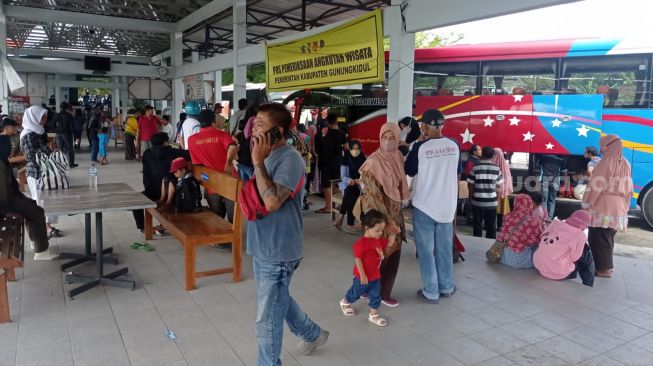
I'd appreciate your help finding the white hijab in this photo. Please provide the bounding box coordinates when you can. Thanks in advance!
[20,105,47,140]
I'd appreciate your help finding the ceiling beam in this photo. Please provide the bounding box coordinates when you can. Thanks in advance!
[176,0,233,32]
[7,48,152,64]
[5,5,175,33]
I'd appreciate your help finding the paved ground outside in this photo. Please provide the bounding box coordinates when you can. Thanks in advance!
[3,147,653,366]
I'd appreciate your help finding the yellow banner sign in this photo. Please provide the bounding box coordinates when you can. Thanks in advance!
[266,9,384,92]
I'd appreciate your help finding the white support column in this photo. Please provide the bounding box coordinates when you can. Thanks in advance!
[214,70,222,103]
[232,0,246,105]
[170,31,184,120]
[191,51,200,63]
[386,1,415,123]
[121,76,129,112]
[113,76,121,117]
[54,74,62,108]
[0,9,8,113]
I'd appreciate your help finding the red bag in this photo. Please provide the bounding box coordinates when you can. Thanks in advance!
[238,175,305,221]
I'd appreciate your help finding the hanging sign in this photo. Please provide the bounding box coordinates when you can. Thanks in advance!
[183,74,204,102]
[265,9,384,92]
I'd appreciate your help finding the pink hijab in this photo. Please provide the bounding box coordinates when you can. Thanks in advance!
[359,123,410,202]
[582,135,632,218]
[491,147,513,198]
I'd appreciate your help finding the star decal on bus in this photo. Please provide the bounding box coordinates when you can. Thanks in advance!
[513,95,524,102]
[483,116,494,127]
[509,117,521,126]
[545,143,555,150]
[551,118,562,127]
[577,124,590,137]
[523,131,535,141]
[460,128,475,144]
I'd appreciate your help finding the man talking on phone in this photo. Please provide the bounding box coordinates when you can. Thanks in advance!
[250,103,328,365]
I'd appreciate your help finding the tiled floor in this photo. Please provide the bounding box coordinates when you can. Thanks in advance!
[4,150,653,366]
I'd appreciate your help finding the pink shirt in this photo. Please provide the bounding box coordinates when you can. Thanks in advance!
[532,204,548,221]
[533,220,586,280]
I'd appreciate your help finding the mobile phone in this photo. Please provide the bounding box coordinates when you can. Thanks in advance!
[267,127,283,145]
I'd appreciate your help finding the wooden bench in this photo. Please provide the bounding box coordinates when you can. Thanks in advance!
[0,212,25,323]
[144,166,243,290]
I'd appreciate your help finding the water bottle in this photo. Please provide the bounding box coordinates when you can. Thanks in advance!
[89,163,98,187]
[165,329,176,340]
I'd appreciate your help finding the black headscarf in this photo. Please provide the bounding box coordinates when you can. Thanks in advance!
[0,135,11,165]
[0,135,22,196]
[342,140,366,180]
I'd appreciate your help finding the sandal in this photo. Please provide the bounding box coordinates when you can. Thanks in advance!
[314,208,330,214]
[48,228,62,239]
[340,299,354,317]
[334,222,342,231]
[368,313,387,327]
[596,270,612,278]
[130,242,154,252]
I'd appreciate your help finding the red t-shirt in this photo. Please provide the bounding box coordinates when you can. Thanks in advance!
[138,115,160,141]
[188,127,236,192]
[352,237,388,282]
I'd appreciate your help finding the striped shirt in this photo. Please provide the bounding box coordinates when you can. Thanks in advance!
[467,160,503,208]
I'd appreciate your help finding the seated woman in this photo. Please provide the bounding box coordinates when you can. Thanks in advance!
[335,140,366,234]
[0,135,57,260]
[533,210,593,285]
[499,194,546,269]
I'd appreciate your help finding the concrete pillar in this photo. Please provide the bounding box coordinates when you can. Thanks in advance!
[121,76,129,112]
[112,76,121,117]
[191,51,200,63]
[386,0,415,123]
[54,74,62,108]
[170,31,184,120]
[0,11,8,113]
[214,70,222,104]
[232,0,246,105]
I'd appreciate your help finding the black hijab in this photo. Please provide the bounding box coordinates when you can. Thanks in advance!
[0,135,21,196]
[0,135,11,165]
[342,140,366,180]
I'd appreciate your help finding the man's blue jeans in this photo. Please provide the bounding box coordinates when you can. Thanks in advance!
[413,208,455,301]
[253,257,321,366]
[541,175,560,220]
[239,164,254,182]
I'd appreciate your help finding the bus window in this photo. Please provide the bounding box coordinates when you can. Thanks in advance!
[562,54,650,108]
[414,61,479,96]
[482,58,557,95]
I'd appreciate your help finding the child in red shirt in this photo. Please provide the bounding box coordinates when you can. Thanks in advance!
[339,210,395,327]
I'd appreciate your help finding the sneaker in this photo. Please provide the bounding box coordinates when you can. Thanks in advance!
[440,287,456,298]
[381,298,399,307]
[417,289,438,304]
[34,248,60,261]
[296,329,329,356]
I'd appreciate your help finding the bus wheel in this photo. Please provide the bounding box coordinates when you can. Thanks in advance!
[643,188,653,230]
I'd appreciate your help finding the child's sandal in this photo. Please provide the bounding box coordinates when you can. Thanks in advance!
[339,299,354,316]
[368,313,387,327]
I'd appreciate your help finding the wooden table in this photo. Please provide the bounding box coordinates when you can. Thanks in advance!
[40,183,155,298]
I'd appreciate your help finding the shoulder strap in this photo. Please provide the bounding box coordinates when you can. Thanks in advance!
[506,215,530,237]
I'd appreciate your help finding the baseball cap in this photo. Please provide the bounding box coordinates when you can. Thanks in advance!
[169,157,187,173]
[1,116,18,129]
[421,109,445,127]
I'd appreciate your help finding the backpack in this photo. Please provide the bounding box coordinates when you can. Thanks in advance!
[174,174,202,213]
[238,175,305,221]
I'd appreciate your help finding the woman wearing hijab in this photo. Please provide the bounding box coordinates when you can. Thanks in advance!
[499,194,545,268]
[1,133,58,260]
[20,105,61,238]
[335,140,366,233]
[491,147,513,230]
[534,210,594,286]
[582,135,632,278]
[359,123,410,307]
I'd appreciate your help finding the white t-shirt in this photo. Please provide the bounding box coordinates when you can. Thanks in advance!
[181,117,200,149]
[160,123,176,143]
[406,137,461,223]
